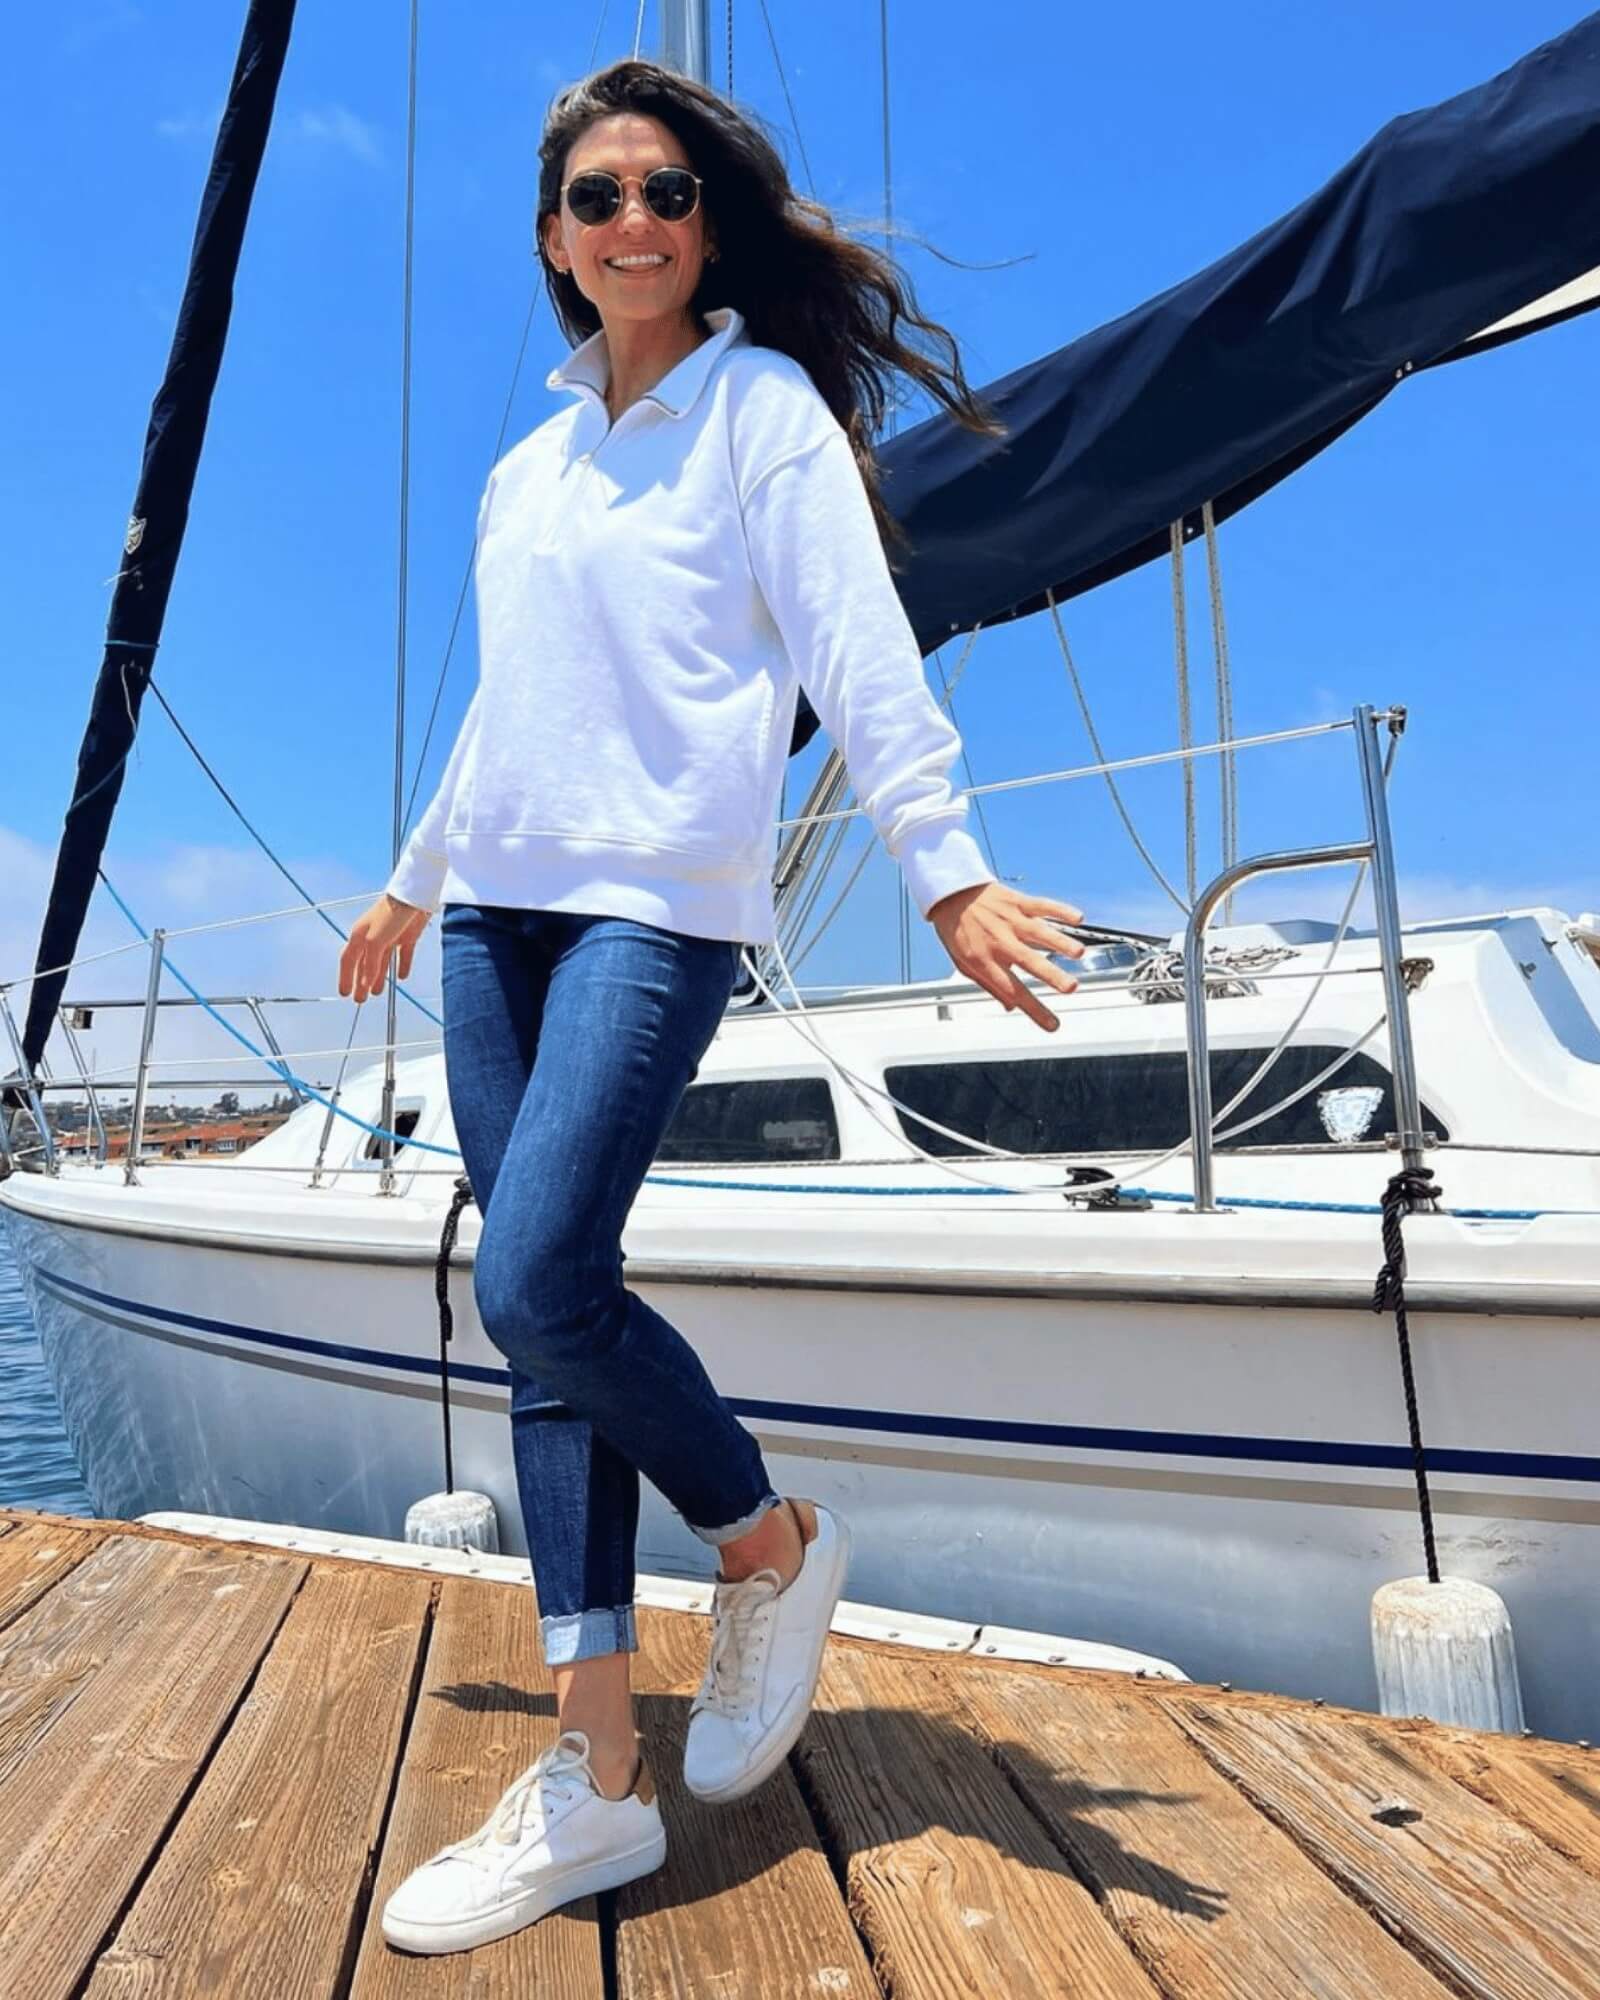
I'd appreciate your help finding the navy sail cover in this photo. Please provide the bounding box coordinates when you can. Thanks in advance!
[879,8,1600,655]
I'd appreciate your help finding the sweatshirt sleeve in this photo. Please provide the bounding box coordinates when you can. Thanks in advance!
[384,684,482,911]
[739,425,995,919]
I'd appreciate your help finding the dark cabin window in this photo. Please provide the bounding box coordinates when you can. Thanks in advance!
[363,1105,421,1161]
[884,1048,1448,1156]
[656,1077,840,1164]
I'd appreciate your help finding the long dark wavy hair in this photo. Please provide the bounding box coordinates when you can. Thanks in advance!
[535,59,1006,565]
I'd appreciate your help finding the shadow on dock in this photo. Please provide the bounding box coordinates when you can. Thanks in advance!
[0,1507,1597,1997]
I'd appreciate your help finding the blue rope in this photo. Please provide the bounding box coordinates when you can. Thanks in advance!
[99,873,462,1157]
[645,1172,1018,1195]
[1121,1185,1590,1221]
[143,677,443,1031]
[645,1172,1590,1218]
[89,873,1600,1217]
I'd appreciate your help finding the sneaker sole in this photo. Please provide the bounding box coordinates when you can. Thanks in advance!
[685,1511,853,1805]
[380,1823,668,1955]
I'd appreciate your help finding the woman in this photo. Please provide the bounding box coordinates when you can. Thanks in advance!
[339,58,1083,1957]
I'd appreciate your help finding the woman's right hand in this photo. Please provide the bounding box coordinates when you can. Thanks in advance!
[338,893,432,1004]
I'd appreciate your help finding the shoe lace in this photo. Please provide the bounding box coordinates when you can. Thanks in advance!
[446,1730,596,1864]
[691,1568,781,1721]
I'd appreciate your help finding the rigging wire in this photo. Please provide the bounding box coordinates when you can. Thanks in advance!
[783,626,985,972]
[931,651,1002,879]
[97,17,557,1004]
[403,287,544,830]
[31,21,1449,1214]
[94,873,460,1158]
[1170,521,1198,904]
[138,683,442,1028]
[588,0,614,69]
[1197,727,1396,1124]
[777,718,1359,831]
[1046,589,1188,916]
[1203,500,1239,905]
[745,743,1407,1195]
[742,867,1381,1198]
[379,0,424,1179]
[756,0,817,197]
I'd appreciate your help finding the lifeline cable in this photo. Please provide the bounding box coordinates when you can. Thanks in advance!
[78,876,1600,1216]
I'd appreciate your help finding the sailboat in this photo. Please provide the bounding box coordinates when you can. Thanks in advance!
[5,3,1600,1739]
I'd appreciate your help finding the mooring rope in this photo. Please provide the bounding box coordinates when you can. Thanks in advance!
[1372,1165,1442,1583]
[433,1173,475,1493]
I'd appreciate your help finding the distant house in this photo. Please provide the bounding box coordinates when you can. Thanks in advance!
[52,1111,291,1165]
[152,1113,289,1159]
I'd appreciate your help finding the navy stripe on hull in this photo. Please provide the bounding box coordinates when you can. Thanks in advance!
[35,1264,1600,1488]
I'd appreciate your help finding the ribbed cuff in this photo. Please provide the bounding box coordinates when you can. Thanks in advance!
[384,842,447,914]
[894,820,995,919]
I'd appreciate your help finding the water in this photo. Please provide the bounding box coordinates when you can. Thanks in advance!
[0,1233,96,1515]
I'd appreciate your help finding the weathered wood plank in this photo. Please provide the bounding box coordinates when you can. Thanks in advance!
[0,1518,102,1636]
[84,1563,432,1998]
[615,1605,879,2000]
[1401,1720,1600,1880]
[798,1640,1159,1998]
[1166,1696,1600,2000]
[349,1574,606,1999]
[0,1535,305,1999]
[0,1535,208,1792]
[944,1669,1454,1999]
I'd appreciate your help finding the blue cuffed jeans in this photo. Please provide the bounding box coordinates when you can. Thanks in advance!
[439,902,785,1667]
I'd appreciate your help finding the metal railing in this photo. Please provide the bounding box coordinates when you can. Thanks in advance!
[0,987,352,1182]
[1183,705,1423,1211]
[2,707,1418,1207]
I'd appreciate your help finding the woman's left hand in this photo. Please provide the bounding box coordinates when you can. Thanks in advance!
[927,881,1085,1032]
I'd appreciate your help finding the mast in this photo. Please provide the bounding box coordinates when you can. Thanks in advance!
[18,0,297,1076]
[659,1,712,78]
[377,0,421,1194]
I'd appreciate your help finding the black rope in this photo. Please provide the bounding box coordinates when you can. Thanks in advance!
[434,1173,475,1494]
[1372,1165,1442,1583]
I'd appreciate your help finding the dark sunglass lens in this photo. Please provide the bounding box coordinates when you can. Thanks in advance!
[645,169,698,220]
[566,173,620,225]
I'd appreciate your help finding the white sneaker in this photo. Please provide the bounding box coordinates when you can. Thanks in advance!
[683,1500,851,1804]
[381,1729,666,1956]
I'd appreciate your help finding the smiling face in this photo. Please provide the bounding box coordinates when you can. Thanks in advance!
[541,112,715,330]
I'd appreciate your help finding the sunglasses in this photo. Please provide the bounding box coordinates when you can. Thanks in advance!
[561,167,703,228]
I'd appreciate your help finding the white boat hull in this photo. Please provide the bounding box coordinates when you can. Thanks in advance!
[9,910,1600,1734]
[7,1181,1598,1740]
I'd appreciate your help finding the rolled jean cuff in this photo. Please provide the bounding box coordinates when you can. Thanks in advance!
[687,1489,785,1548]
[540,1602,638,1667]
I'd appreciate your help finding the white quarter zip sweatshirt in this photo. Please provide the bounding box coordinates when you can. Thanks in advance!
[386,305,995,943]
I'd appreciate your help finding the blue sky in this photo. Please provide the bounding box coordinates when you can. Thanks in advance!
[4,1,1597,1073]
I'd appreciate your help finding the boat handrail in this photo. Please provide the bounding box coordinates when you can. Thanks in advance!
[1,707,1430,1195]
[1184,706,1426,1212]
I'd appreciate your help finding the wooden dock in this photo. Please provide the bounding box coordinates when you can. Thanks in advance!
[1,1507,1598,1998]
